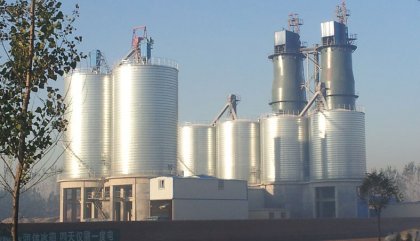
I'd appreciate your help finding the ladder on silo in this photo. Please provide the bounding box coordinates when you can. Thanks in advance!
[91,177,109,220]
[177,158,196,176]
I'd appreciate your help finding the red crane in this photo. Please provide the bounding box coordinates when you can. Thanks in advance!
[131,26,147,62]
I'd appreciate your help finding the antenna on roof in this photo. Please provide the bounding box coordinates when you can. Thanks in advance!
[288,13,303,34]
[336,0,350,25]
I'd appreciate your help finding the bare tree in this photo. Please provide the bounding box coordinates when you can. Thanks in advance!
[382,162,420,202]
[0,1,83,240]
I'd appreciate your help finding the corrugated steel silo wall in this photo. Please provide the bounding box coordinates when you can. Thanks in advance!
[260,115,308,183]
[216,120,260,184]
[309,110,366,180]
[112,64,178,177]
[178,124,216,176]
[63,72,112,179]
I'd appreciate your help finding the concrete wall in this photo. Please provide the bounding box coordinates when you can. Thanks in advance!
[3,218,420,241]
[308,180,364,218]
[248,187,265,209]
[173,199,248,220]
[150,177,174,200]
[382,202,420,218]
[256,180,363,219]
[134,178,151,220]
[173,178,247,200]
[249,209,288,219]
[150,177,247,201]
[150,177,248,220]
[263,183,310,218]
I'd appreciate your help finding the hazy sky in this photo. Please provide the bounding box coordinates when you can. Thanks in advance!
[60,0,420,171]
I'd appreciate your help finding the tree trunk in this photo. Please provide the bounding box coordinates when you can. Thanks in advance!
[11,165,23,241]
[377,210,382,241]
[11,0,36,241]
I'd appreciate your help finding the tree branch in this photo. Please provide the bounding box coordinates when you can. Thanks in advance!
[1,39,12,61]
[0,173,13,194]
[0,155,15,180]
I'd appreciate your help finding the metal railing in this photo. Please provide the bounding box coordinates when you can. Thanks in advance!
[148,57,179,69]
[64,67,111,76]
[259,104,365,119]
[114,189,133,199]
[260,110,304,118]
[307,104,365,115]
[328,104,365,112]
[117,56,179,70]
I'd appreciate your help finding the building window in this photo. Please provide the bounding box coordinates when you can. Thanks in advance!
[104,187,110,199]
[315,186,336,218]
[150,200,172,220]
[159,179,165,189]
[63,188,81,222]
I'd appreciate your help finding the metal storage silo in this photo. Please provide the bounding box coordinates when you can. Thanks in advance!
[216,120,260,184]
[63,71,112,179]
[319,21,357,110]
[260,115,308,183]
[112,62,178,177]
[178,123,216,177]
[309,109,366,180]
[269,30,307,114]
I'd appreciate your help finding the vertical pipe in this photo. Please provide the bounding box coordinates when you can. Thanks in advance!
[314,47,319,86]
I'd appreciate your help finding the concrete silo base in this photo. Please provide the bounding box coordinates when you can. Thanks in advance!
[107,177,151,221]
[59,177,152,222]
[308,179,367,218]
[261,183,311,218]
[59,179,108,222]
[253,180,366,219]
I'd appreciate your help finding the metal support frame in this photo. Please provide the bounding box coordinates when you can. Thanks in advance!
[299,45,328,116]
[211,94,239,126]
[177,158,195,177]
[122,25,154,63]
[299,83,328,117]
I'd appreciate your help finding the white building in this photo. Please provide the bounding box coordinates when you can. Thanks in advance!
[149,176,248,220]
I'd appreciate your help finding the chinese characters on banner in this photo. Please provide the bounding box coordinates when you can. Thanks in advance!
[0,230,118,241]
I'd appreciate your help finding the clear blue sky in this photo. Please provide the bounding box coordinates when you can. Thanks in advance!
[61,0,420,170]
